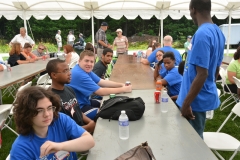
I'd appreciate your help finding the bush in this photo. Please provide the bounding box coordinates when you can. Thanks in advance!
[172,40,184,49]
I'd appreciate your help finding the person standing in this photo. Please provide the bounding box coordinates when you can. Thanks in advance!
[10,27,35,48]
[95,22,112,60]
[184,35,192,53]
[67,31,75,46]
[55,30,62,52]
[176,0,225,138]
[112,29,128,57]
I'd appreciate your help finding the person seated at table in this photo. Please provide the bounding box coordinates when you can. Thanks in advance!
[21,43,39,60]
[10,86,95,159]
[32,43,49,58]
[8,43,35,67]
[157,52,182,100]
[63,44,79,65]
[93,48,113,79]
[224,46,240,94]
[68,50,132,120]
[146,39,157,57]
[0,55,6,71]
[141,35,182,66]
[46,59,95,133]
[154,50,165,80]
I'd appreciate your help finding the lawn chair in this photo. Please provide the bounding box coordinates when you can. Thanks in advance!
[1,81,32,136]
[219,67,238,111]
[203,102,240,160]
[36,73,51,89]
[69,60,78,69]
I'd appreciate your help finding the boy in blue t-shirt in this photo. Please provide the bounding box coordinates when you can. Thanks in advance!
[176,0,225,138]
[68,50,132,120]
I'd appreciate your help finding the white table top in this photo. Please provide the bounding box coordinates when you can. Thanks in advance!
[87,89,217,160]
[0,58,54,89]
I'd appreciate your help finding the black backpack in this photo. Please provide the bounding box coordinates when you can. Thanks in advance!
[95,96,145,121]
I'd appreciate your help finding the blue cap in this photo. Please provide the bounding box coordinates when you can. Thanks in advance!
[101,22,108,26]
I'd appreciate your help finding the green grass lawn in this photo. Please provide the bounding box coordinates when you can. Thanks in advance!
[1,83,240,159]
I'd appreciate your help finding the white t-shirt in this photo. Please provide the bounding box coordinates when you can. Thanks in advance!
[70,52,79,64]
[55,34,62,42]
[67,34,75,42]
[11,34,35,47]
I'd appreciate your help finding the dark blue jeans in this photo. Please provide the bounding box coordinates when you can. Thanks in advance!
[188,111,206,139]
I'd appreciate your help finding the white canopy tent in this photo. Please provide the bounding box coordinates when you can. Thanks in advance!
[0,0,240,53]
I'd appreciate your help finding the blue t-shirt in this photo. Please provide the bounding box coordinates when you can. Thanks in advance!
[164,67,182,97]
[148,46,182,65]
[176,23,225,112]
[10,113,86,160]
[68,65,100,108]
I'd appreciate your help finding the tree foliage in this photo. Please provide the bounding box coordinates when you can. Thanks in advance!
[0,15,239,45]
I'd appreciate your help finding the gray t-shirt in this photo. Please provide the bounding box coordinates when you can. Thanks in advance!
[32,50,45,57]
[51,86,84,126]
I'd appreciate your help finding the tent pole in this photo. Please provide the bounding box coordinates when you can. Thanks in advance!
[91,6,94,45]
[160,9,163,47]
[23,10,28,35]
[227,10,232,56]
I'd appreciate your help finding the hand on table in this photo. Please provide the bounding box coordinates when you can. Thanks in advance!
[123,85,132,93]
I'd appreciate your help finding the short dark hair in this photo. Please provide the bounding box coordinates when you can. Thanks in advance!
[234,46,240,60]
[85,42,94,52]
[163,51,175,61]
[103,48,113,56]
[178,61,185,75]
[80,50,95,60]
[13,86,61,135]
[190,0,211,13]
[23,43,32,49]
[46,59,65,78]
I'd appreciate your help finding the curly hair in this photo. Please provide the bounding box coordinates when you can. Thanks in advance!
[9,43,22,56]
[63,44,74,54]
[13,86,61,135]
[233,46,240,60]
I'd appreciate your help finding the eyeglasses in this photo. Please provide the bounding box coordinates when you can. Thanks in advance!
[156,54,162,58]
[36,106,56,116]
[38,48,44,50]
[56,69,70,74]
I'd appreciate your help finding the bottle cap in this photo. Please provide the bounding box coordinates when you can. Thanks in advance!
[121,110,125,114]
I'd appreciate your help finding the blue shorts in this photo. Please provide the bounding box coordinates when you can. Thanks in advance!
[81,100,100,120]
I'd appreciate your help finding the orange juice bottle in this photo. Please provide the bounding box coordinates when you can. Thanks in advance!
[156,80,162,91]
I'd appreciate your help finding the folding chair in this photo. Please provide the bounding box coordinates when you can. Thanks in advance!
[203,102,240,160]
[36,73,51,89]
[219,67,238,111]
[1,81,32,136]
[69,60,78,69]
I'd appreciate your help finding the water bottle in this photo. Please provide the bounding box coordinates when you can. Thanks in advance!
[119,110,129,140]
[137,51,141,63]
[161,90,169,113]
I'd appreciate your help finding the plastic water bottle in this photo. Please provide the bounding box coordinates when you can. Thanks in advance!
[119,110,129,140]
[161,90,169,113]
[137,51,141,63]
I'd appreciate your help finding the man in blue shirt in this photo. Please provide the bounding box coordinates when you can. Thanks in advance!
[141,35,182,78]
[68,50,132,120]
[176,0,225,138]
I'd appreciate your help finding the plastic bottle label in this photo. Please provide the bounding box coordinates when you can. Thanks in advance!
[119,121,129,126]
[162,97,168,102]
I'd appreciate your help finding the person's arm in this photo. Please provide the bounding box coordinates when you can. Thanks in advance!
[98,79,124,88]
[125,37,129,50]
[17,59,35,64]
[94,85,132,96]
[154,64,162,80]
[141,58,150,65]
[82,113,96,133]
[227,71,237,84]
[181,66,208,120]
[40,132,94,158]
[0,64,4,71]
[65,53,72,65]
[29,52,38,60]
[170,95,178,100]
